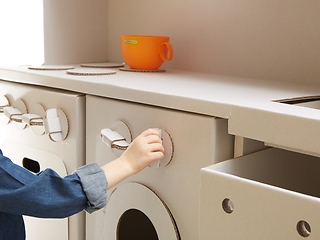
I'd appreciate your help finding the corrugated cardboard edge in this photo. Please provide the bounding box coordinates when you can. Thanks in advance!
[273,95,320,104]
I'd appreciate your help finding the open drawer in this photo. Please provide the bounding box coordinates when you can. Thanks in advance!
[200,148,320,239]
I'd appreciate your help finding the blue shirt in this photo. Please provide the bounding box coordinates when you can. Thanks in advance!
[0,150,108,239]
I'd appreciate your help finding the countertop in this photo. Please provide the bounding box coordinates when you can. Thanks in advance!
[1,65,320,156]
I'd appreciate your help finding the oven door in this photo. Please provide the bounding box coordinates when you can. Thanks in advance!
[2,141,68,240]
[0,80,86,240]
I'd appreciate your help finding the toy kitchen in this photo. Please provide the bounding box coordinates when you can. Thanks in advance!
[1,0,320,239]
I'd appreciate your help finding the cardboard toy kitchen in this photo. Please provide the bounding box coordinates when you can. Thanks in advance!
[1,0,320,239]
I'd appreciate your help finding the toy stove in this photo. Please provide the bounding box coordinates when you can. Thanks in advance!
[0,80,86,240]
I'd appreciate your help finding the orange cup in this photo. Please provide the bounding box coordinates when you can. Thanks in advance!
[121,35,173,70]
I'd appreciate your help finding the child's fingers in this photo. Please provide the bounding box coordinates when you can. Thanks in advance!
[149,151,164,161]
[148,142,164,153]
[145,134,162,144]
[141,128,161,137]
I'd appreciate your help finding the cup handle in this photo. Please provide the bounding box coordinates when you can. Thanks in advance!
[159,42,173,61]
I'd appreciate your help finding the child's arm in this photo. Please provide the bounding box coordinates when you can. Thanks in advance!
[102,128,164,190]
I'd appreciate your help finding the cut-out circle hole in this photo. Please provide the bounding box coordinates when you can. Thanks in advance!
[222,198,234,214]
[22,157,40,174]
[297,220,311,237]
[117,208,159,240]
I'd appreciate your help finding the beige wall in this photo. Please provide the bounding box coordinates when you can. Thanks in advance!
[43,0,108,65]
[108,0,320,85]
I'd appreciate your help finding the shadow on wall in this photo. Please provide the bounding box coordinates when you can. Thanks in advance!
[108,0,320,85]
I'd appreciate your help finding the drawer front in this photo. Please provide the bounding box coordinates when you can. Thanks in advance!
[201,148,320,239]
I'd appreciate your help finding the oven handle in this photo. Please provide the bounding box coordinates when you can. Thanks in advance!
[0,96,10,113]
[101,128,130,150]
[3,106,23,123]
[22,108,69,142]
[22,113,44,126]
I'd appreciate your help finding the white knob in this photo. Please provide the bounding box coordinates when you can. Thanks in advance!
[3,106,23,121]
[44,108,69,142]
[1,99,29,130]
[8,99,28,129]
[22,113,43,126]
[28,104,46,136]
[101,128,130,150]
[100,121,132,157]
[149,128,174,168]
[0,96,10,113]
[149,129,162,168]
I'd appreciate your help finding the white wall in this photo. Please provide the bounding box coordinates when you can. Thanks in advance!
[108,0,320,86]
[0,1,44,66]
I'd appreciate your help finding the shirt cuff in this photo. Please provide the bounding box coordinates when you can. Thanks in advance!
[73,163,108,214]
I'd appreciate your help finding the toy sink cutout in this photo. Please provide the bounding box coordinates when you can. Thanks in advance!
[274,95,320,110]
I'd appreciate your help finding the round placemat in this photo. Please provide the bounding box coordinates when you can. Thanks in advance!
[28,65,74,70]
[66,68,116,76]
[119,67,166,73]
[80,62,125,68]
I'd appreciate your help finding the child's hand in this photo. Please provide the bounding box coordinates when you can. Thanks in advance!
[102,128,164,190]
[120,128,164,174]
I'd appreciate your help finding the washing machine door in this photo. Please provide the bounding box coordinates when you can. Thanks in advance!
[100,182,180,240]
[1,140,68,240]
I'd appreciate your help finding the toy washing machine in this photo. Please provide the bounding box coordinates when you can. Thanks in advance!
[86,95,234,240]
[0,80,86,240]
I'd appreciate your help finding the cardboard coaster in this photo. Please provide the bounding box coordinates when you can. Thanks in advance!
[119,67,166,73]
[80,62,125,68]
[28,65,74,70]
[66,68,116,76]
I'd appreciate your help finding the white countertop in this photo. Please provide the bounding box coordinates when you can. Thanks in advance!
[1,65,320,156]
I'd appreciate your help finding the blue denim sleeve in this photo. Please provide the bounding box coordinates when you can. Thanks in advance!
[73,163,108,213]
[0,150,108,218]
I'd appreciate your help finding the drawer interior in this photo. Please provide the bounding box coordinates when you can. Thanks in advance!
[210,148,320,198]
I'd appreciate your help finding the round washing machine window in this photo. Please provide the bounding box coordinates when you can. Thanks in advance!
[102,182,180,240]
[117,209,158,240]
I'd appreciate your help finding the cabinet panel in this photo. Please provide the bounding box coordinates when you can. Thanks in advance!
[86,95,234,240]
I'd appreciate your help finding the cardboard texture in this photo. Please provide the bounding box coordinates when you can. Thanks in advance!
[3,1,320,239]
[200,148,320,239]
[2,64,320,158]
[0,81,86,240]
[108,0,320,86]
[228,102,320,157]
[43,0,108,65]
[2,65,320,239]
[80,62,124,68]
[233,136,268,158]
[86,95,234,240]
[28,65,75,70]
[25,103,46,135]
[119,67,166,73]
[66,68,117,76]
[103,182,179,239]
[3,141,68,240]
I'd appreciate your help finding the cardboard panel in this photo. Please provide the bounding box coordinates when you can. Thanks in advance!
[0,81,86,240]
[102,182,179,239]
[0,81,85,172]
[1,140,68,240]
[86,95,234,240]
[108,0,320,86]
[200,148,320,239]
[43,0,108,64]
[229,103,320,157]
